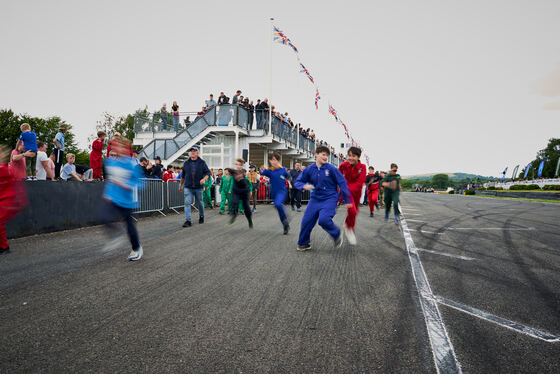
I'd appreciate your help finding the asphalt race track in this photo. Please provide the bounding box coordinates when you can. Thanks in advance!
[1,193,559,373]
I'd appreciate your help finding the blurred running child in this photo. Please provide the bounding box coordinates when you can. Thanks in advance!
[229,159,253,227]
[102,138,144,261]
[338,147,366,245]
[294,146,352,251]
[260,152,292,235]
[382,163,401,225]
[365,166,382,217]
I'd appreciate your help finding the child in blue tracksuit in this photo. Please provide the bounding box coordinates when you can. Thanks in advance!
[294,146,352,251]
[102,138,144,261]
[260,152,292,235]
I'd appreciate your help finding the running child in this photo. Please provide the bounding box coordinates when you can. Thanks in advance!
[365,166,382,217]
[102,138,144,261]
[219,168,233,215]
[294,146,352,251]
[382,163,401,225]
[260,152,292,235]
[229,159,253,228]
[338,146,367,245]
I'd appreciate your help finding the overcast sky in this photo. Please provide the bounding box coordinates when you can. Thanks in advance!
[2,0,559,176]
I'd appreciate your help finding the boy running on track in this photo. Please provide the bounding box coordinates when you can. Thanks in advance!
[219,168,233,215]
[294,146,352,251]
[382,163,401,225]
[102,138,144,260]
[338,147,366,245]
[365,166,382,217]
[260,152,292,235]
[229,159,253,228]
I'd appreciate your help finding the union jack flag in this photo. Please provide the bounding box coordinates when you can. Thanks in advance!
[328,105,338,121]
[300,63,314,84]
[273,26,298,54]
[314,89,321,109]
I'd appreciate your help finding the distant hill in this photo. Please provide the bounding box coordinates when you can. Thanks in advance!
[402,172,497,181]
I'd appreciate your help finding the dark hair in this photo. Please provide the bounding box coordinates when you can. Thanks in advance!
[315,146,330,155]
[348,147,362,158]
[37,141,45,148]
[369,166,374,170]
[271,152,281,161]
[167,165,173,170]
[391,163,398,169]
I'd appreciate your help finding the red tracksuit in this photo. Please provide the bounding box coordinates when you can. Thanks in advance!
[90,138,104,180]
[366,173,380,213]
[339,161,367,230]
[0,163,25,249]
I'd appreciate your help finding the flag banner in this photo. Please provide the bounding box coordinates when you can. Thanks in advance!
[555,158,560,178]
[537,159,546,178]
[523,162,532,179]
[511,165,519,181]
[501,167,508,183]
[273,26,298,54]
[314,89,320,109]
[299,63,315,84]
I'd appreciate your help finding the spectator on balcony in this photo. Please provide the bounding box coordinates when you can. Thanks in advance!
[196,107,206,121]
[248,100,255,129]
[90,130,106,180]
[160,103,168,130]
[179,146,211,227]
[9,142,27,180]
[217,92,229,105]
[35,142,54,181]
[184,116,191,128]
[171,101,179,131]
[205,94,216,109]
[151,156,164,179]
[255,99,262,129]
[232,90,242,104]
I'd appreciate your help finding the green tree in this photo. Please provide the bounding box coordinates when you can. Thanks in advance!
[519,138,560,179]
[431,173,449,189]
[87,107,148,151]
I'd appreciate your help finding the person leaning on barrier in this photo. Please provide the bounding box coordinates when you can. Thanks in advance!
[138,157,153,178]
[178,146,211,227]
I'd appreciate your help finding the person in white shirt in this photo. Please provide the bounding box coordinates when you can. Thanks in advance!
[35,142,54,180]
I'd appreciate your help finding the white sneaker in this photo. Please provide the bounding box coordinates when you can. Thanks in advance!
[345,226,357,245]
[128,246,143,261]
[102,235,125,253]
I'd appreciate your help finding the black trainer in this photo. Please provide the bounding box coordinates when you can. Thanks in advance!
[370,212,374,217]
[296,243,312,251]
[0,247,10,255]
[248,217,254,229]
[199,216,204,224]
[182,220,192,227]
[283,223,290,235]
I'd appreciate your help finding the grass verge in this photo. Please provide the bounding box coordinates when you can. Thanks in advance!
[465,195,560,204]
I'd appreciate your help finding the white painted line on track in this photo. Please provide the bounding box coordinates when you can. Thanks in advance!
[405,213,423,216]
[446,227,536,231]
[399,205,463,373]
[407,229,444,235]
[418,248,475,261]
[435,296,560,343]
[406,219,426,223]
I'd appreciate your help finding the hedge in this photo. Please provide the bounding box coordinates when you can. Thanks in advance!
[509,184,541,191]
[542,185,560,191]
[465,190,475,195]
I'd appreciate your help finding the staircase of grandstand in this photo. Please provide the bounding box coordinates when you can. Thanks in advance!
[135,104,336,166]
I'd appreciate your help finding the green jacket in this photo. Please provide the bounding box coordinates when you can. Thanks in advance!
[220,175,233,194]
[204,176,213,191]
[382,173,401,194]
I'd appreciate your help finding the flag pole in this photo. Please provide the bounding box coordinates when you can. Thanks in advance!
[269,17,274,136]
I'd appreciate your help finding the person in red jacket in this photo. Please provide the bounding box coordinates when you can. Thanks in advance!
[163,165,174,182]
[0,145,27,254]
[338,146,367,245]
[106,132,133,158]
[365,166,381,217]
[90,130,106,180]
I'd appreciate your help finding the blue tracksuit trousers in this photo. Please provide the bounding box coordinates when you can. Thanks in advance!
[297,198,340,246]
[273,190,288,224]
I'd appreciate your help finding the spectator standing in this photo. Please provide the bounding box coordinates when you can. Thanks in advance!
[17,123,38,179]
[151,156,164,179]
[138,157,153,178]
[248,164,258,212]
[90,130,106,180]
[35,142,54,180]
[9,142,27,180]
[289,162,303,211]
[53,125,67,179]
[217,92,229,105]
[248,100,255,129]
[161,103,168,130]
[171,101,180,131]
[179,146,211,227]
[261,99,270,130]
[255,99,262,129]
[163,165,174,182]
[232,90,242,104]
[205,94,216,109]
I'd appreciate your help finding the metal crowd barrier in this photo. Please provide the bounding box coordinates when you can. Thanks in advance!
[166,179,200,214]
[133,178,166,216]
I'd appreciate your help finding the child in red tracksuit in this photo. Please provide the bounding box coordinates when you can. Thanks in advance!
[366,166,381,217]
[338,147,367,245]
[0,145,27,254]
